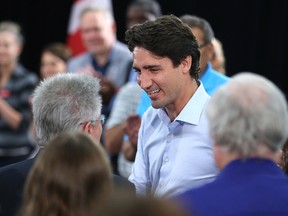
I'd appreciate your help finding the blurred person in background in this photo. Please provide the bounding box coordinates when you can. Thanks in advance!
[0,21,38,167]
[39,42,71,79]
[68,6,133,119]
[211,38,226,75]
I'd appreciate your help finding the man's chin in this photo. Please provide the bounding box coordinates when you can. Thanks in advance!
[151,101,164,109]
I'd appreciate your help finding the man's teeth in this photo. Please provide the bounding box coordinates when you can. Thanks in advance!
[149,89,160,95]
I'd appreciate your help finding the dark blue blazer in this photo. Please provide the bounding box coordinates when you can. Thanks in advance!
[176,158,288,216]
[0,156,135,216]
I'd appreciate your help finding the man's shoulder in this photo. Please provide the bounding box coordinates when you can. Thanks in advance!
[67,52,91,72]
[114,41,130,52]
[113,41,132,59]
[0,159,35,216]
[0,158,35,180]
[141,106,158,120]
[174,180,218,215]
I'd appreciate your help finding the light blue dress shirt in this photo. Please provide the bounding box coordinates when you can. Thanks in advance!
[200,62,230,95]
[129,83,219,197]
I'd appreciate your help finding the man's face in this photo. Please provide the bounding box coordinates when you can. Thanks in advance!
[191,27,214,75]
[133,47,191,113]
[80,11,115,55]
[126,5,156,29]
[40,51,67,79]
[0,32,21,67]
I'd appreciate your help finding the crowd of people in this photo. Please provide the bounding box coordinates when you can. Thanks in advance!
[0,0,288,216]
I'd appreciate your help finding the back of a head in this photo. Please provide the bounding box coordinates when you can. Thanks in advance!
[126,0,162,28]
[21,131,112,216]
[32,73,102,146]
[180,14,214,45]
[125,14,200,80]
[99,193,188,216]
[207,72,288,157]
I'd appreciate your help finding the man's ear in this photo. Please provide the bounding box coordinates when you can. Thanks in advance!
[181,55,192,75]
[82,121,92,134]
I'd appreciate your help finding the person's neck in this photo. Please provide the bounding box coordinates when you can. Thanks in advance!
[217,146,281,170]
[165,78,198,121]
[92,46,113,67]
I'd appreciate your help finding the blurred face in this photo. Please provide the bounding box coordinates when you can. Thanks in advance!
[191,27,214,75]
[0,31,21,67]
[126,6,156,29]
[133,47,191,114]
[40,51,67,79]
[80,11,116,55]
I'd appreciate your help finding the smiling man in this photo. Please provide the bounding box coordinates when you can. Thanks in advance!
[125,14,219,197]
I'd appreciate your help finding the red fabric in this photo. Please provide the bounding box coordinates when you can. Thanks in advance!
[67,29,85,56]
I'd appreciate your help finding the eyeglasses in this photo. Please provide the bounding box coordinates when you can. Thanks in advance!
[80,114,106,126]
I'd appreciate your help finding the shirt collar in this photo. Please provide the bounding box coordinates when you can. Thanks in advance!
[158,82,210,125]
[176,81,210,125]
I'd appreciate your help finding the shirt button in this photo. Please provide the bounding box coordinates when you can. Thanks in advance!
[164,158,169,163]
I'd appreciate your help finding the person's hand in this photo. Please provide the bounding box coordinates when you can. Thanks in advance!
[125,114,141,147]
[77,65,103,79]
[99,79,117,106]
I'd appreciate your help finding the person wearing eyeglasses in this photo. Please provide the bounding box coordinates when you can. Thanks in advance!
[180,14,230,96]
[0,73,135,216]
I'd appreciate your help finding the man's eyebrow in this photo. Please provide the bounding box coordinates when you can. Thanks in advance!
[143,65,160,69]
[133,65,160,69]
[132,66,140,71]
